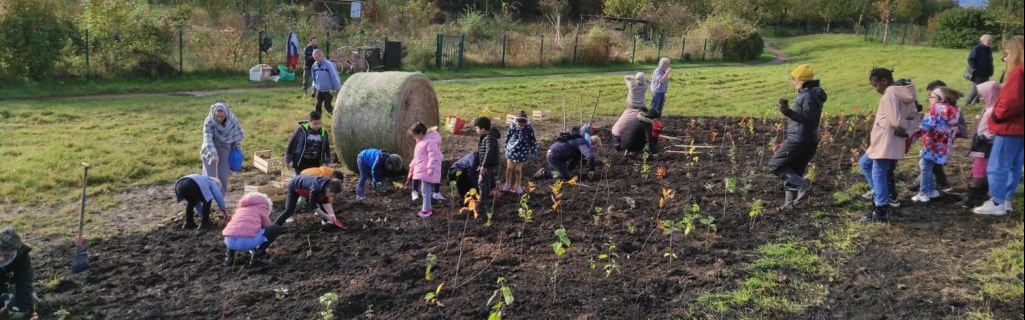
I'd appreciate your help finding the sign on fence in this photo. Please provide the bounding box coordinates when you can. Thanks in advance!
[350,2,362,19]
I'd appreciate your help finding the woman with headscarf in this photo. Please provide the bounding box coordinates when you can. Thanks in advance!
[201,103,245,194]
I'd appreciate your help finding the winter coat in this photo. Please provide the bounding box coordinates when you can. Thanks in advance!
[175,174,227,211]
[359,148,391,185]
[781,80,826,144]
[0,245,33,312]
[612,108,643,138]
[289,175,330,204]
[867,82,920,160]
[549,136,597,172]
[976,81,1002,139]
[410,129,443,184]
[968,44,994,81]
[620,113,659,153]
[222,193,273,238]
[505,123,538,162]
[301,166,336,179]
[914,102,960,164]
[477,128,501,168]
[284,121,334,169]
[625,76,650,108]
[989,65,1024,136]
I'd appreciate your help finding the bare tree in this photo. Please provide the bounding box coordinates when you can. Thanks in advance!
[540,0,569,43]
[877,0,897,43]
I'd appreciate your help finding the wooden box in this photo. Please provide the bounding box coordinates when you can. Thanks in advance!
[505,114,518,125]
[253,150,281,174]
[243,184,285,201]
[532,110,551,122]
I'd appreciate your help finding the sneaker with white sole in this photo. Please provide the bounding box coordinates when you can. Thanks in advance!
[432,192,445,200]
[1004,201,1015,213]
[501,182,512,192]
[515,187,524,195]
[926,190,941,199]
[911,193,930,203]
[356,195,366,202]
[888,196,901,208]
[973,200,1007,216]
[411,190,420,201]
[417,209,434,218]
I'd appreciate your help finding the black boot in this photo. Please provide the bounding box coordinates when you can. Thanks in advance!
[182,212,197,229]
[250,249,271,265]
[224,250,236,266]
[198,215,212,230]
[859,206,888,223]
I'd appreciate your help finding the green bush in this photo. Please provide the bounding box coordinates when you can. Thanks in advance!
[578,26,621,65]
[689,14,763,61]
[723,33,764,61]
[930,8,998,49]
[0,0,77,81]
[603,0,651,18]
[79,0,175,77]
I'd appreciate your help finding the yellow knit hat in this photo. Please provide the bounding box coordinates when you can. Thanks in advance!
[790,64,815,81]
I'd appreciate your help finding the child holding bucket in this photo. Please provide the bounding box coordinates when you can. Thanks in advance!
[406,122,444,217]
[503,111,538,195]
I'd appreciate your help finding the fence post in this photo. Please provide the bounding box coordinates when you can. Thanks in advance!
[702,38,708,60]
[435,33,442,69]
[179,28,184,76]
[258,30,263,65]
[325,31,330,58]
[539,34,544,67]
[656,34,663,61]
[901,25,908,45]
[680,35,686,61]
[572,21,581,65]
[457,34,464,69]
[501,33,507,67]
[631,35,637,64]
[85,29,90,79]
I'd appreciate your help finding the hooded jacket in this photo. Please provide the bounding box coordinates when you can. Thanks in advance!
[989,65,1024,136]
[410,129,443,184]
[477,128,501,168]
[289,174,330,204]
[549,135,597,172]
[0,245,32,312]
[620,112,659,153]
[781,80,826,143]
[222,193,273,238]
[285,121,334,168]
[612,107,644,137]
[505,122,539,162]
[867,82,921,160]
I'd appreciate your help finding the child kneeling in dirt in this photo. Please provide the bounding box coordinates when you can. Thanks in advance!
[355,148,403,201]
[275,174,345,230]
[174,174,229,230]
[223,192,281,265]
[406,122,444,217]
[535,130,603,181]
[0,227,34,320]
[448,152,478,198]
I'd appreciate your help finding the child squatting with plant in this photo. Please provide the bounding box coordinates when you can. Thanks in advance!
[910,87,961,203]
[503,111,539,195]
[355,148,403,202]
[223,192,281,265]
[406,122,444,218]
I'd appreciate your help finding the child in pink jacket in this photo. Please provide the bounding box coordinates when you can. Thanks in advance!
[406,122,443,217]
[222,192,281,265]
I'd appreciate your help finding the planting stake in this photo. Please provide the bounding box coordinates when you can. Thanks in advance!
[71,162,90,274]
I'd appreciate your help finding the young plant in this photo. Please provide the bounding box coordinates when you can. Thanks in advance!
[460,188,480,218]
[640,149,652,179]
[627,222,638,235]
[598,237,621,278]
[484,212,493,228]
[659,188,674,210]
[487,277,515,320]
[552,226,571,258]
[317,292,339,320]
[55,308,71,320]
[623,197,637,210]
[274,287,289,300]
[748,199,765,230]
[392,181,406,190]
[592,206,603,225]
[725,177,737,194]
[550,180,565,212]
[655,165,667,181]
[517,194,533,224]
[424,282,445,307]
[425,253,438,281]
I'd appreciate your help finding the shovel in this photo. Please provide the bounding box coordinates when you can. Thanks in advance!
[70,162,89,274]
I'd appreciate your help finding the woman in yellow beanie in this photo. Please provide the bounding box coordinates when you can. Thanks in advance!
[767,64,827,210]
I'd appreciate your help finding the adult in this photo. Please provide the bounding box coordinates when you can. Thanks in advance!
[0,228,33,320]
[285,111,335,174]
[302,37,319,95]
[974,35,1024,216]
[966,34,995,105]
[223,192,281,265]
[612,72,650,146]
[618,108,661,155]
[311,49,341,115]
[650,58,672,114]
[858,68,920,222]
[767,64,826,210]
[174,174,228,230]
[201,102,244,194]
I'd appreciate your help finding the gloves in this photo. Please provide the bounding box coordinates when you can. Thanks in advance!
[777,98,789,114]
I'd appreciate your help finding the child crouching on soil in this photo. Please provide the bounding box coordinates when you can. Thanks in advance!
[223,192,281,265]
[355,148,403,201]
[275,175,345,230]
[503,111,539,195]
[174,174,228,230]
[406,122,444,217]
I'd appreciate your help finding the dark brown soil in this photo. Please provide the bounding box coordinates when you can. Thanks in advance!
[28,116,1023,319]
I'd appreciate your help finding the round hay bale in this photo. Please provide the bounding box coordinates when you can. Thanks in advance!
[332,72,440,171]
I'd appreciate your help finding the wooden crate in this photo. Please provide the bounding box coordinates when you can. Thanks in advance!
[532,110,551,122]
[505,114,518,125]
[253,150,281,174]
[243,184,285,202]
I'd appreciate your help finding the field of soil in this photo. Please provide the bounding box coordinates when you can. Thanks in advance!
[28,115,1023,319]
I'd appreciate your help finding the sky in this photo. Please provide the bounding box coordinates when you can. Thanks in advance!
[960,0,987,7]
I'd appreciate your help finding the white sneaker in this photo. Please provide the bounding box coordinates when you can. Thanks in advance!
[861,191,874,201]
[926,190,941,199]
[285,217,295,224]
[411,190,420,201]
[1004,201,1014,213]
[356,195,366,202]
[973,200,1007,216]
[432,192,445,200]
[911,194,930,203]
[501,182,512,192]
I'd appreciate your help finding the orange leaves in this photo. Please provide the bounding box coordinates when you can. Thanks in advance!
[655,166,667,181]
[461,188,480,218]
[659,188,674,210]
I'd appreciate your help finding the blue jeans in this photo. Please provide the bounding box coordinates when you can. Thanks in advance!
[859,154,894,207]
[919,159,936,195]
[356,156,374,198]
[421,182,433,211]
[987,135,1025,204]
[650,91,666,114]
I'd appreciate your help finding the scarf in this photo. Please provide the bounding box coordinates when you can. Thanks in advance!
[201,103,245,161]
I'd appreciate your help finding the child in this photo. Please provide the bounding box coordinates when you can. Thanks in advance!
[911,86,962,203]
[285,111,334,174]
[223,192,281,265]
[174,174,228,230]
[536,130,602,181]
[448,152,478,198]
[962,81,1002,207]
[406,122,444,217]
[301,165,345,180]
[503,111,539,195]
[275,174,345,229]
[475,117,501,212]
[0,227,34,318]
[356,148,403,201]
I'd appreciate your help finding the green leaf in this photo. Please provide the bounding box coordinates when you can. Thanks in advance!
[488,311,502,320]
[502,286,514,305]
[552,242,566,257]
[598,254,609,260]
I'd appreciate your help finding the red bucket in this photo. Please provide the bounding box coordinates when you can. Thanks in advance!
[446,116,467,135]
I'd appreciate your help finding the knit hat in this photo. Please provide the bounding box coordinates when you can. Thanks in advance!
[385,154,403,172]
[790,64,815,81]
[0,227,22,253]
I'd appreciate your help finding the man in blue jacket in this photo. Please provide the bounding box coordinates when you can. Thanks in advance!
[966,34,994,105]
[310,49,342,115]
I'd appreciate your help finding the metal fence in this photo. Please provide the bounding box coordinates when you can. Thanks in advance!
[863,23,930,46]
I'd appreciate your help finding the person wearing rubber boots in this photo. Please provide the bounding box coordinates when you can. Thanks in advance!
[767,64,826,210]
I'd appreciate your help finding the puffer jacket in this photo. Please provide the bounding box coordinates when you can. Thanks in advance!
[781,80,826,144]
[284,121,334,168]
[222,193,273,238]
[476,128,501,168]
[410,129,443,183]
[867,81,921,160]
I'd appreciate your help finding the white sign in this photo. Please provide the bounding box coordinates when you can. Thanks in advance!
[350,1,362,19]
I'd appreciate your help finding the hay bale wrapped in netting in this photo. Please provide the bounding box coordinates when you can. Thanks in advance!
[333,72,440,171]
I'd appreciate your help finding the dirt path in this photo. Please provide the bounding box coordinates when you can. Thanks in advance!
[756,40,792,66]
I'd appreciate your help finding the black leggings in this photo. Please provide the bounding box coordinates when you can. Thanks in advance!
[176,179,211,220]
